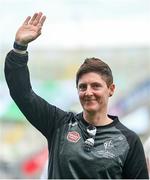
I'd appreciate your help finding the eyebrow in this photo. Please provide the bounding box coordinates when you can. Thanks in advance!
[78,82,103,87]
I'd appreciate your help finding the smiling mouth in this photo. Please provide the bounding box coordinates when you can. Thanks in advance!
[84,99,96,102]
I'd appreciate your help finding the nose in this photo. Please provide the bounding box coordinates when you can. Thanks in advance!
[85,86,93,96]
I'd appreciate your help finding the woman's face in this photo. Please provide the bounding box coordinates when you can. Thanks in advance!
[77,72,115,113]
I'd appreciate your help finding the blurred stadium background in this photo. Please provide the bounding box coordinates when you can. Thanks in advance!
[0,0,150,178]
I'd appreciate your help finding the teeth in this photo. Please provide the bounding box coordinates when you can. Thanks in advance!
[87,99,93,100]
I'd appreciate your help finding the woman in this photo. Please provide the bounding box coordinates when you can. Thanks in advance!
[4,12,149,179]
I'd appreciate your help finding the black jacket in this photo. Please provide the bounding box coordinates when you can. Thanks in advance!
[4,50,149,179]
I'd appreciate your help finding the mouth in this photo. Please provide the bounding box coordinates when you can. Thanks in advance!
[84,99,96,102]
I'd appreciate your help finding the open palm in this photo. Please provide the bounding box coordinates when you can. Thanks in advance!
[15,12,46,45]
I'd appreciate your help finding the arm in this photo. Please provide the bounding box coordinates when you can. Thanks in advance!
[4,12,67,139]
[122,135,149,179]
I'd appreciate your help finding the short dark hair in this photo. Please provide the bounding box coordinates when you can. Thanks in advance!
[76,57,113,87]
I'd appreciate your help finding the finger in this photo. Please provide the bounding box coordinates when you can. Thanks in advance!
[29,13,38,25]
[35,12,43,22]
[32,12,43,26]
[22,16,31,25]
[38,15,46,27]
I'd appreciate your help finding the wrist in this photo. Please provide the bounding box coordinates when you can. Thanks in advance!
[13,41,28,51]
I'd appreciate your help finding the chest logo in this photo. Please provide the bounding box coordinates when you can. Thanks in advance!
[104,140,114,150]
[67,131,81,143]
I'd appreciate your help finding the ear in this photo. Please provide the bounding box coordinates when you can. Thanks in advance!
[109,83,115,97]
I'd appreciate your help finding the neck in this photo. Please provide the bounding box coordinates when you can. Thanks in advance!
[83,111,113,126]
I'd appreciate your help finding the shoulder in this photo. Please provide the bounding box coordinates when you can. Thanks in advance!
[111,115,141,145]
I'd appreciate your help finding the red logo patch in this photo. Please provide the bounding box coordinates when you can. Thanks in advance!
[67,131,81,143]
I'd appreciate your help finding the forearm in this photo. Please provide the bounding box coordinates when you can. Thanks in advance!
[4,50,31,98]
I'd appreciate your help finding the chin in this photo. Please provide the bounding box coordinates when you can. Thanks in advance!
[84,106,98,113]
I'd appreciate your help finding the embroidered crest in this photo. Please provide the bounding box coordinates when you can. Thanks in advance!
[67,131,81,143]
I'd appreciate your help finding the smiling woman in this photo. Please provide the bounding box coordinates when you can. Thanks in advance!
[4,12,149,179]
[77,72,115,126]
[76,58,115,126]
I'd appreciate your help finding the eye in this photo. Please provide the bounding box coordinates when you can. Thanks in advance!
[92,83,101,90]
[78,84,87,91]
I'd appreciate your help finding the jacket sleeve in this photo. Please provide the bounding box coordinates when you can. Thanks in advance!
[4,50,67,139]
[122,134,149,179]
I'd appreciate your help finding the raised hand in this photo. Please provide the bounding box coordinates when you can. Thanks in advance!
[15,12,46,45]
